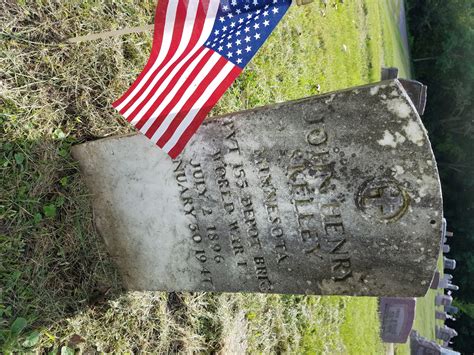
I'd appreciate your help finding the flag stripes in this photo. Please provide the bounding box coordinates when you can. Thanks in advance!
[113,0,226,158]
[113,0,289,158]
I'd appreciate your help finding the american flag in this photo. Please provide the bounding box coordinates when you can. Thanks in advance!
[112,0,292,158]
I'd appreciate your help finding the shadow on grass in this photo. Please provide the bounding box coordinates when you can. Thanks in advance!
[1,134,131,352]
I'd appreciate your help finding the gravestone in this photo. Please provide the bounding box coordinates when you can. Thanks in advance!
[435,294,453,306]
[444,257,456,270]
[442,244,450,253]
[436,311,447,320]
[72,79,443,296]
[446,283,459,291]
[410,331,442,355]
[439,276,459,291]
[379,297,416,343]
[430,272,440,289]
[444,305,458,315]
[436,326,458,342]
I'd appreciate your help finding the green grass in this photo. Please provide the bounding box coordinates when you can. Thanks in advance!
[379,0,412,78]
[340,298,385,355]
[1,0,411,352]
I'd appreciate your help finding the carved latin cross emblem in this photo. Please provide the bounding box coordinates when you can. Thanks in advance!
[357,178,409,222]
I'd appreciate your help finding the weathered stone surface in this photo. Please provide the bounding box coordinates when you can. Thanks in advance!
[436,326,458,342]
[379,297,416,343]
[72,79,443,296]
[435,294,453,306]
[430,272,440,289]
[436,311,447,320]
[444,305,458,315]
[410,330,442,355]
[444,257,456,270]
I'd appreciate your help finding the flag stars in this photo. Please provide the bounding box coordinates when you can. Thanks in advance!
[208,0,289,68]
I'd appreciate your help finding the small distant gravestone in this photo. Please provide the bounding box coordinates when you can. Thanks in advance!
[410,330,441,355]
[444,305,458,315]
[436,326,458,342]
[435,294,453,306]
[442,244,450,253]
[430,272,440,289]
[441,218,447,243]
[439,276,459,291]
[443,257,456,270]
[73,79,443,296]
[436,311,447,320]
[381,67,399,80]
[379,297,415,343]
[446,283,459,291]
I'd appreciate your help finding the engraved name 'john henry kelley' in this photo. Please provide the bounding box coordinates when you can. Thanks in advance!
[72,79,443,297]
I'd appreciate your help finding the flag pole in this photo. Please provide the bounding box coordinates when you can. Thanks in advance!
[67,0,313,43]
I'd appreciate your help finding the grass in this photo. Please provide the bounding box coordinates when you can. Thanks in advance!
[1,0,412,352]
[378,0,412,78]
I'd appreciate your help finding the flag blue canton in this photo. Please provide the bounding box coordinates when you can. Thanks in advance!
[205,0,292,68]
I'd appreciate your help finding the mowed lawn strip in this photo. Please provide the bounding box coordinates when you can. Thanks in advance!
[1,0,409,352]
